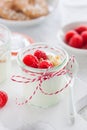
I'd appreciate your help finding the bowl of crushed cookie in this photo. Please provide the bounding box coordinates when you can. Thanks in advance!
[0,0,58,26]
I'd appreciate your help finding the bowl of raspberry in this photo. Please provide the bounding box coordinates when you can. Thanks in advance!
[57,21,87,69]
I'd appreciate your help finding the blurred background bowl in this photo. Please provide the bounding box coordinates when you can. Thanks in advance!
[57,21,87,80]
[0,0,59,27]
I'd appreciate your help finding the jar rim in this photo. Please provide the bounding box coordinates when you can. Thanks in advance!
[17,43,69,73]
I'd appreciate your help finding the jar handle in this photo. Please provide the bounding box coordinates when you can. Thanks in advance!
[65,56,78,124]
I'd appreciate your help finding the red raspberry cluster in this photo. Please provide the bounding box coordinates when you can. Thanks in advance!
[23,50,53,69]
[64,25,87,49]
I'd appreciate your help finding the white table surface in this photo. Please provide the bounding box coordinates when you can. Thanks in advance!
[0,0,87,130]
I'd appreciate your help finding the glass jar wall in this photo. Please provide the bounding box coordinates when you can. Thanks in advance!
[0,24,11,84]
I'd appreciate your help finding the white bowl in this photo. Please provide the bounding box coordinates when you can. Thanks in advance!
[0,0,58,27]
[57,21,87,69]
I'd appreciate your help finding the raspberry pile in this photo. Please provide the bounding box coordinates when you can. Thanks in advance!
[64,25,87,49]
[23,50,61,69]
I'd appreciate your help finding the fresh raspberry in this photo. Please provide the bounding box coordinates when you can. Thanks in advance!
[64,30,77,43]
[0,91,8,108]
[34,50,48,60]
[75,26,87,34]
[69,34,83,48]
[81,31,87,45]
[23,54,38,68]
[39,61,53,69]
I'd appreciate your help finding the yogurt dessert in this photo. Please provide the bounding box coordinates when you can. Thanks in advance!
[0,43,11,84]
[0,25,11,84]
[17,44,69,108]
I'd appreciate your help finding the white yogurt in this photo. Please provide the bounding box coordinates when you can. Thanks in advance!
[0,52,11,84]
[0,24,11,84]
[23,72,65,108]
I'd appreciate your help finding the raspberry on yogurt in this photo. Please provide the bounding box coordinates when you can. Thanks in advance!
[34,50,48,60]
[23,54,39,68]
[23,50,61,69]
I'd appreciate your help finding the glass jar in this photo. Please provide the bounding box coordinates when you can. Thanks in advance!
[17,43,69,108]
[0,24,11,84]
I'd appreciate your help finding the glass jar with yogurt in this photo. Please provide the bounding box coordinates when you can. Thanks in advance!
[0,24,11,84]
[17,43,70,108]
